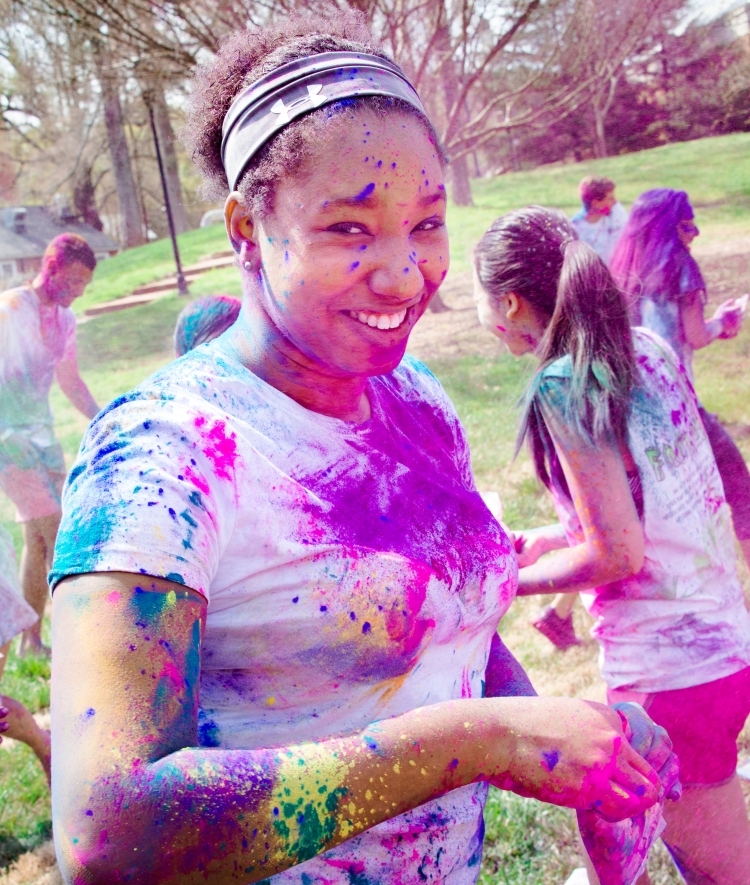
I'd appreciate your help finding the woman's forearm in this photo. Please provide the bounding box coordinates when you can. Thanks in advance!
[516,537,637,596]
[56,699,504,885]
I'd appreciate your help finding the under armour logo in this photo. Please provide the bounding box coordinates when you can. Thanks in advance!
[270,85,327,124]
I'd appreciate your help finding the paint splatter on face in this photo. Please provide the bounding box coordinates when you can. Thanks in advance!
[250,110,450,378]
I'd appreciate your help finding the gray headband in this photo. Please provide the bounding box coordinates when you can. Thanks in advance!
[221,51,427,192]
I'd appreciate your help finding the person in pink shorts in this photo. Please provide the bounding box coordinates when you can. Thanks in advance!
[0,233,99,655]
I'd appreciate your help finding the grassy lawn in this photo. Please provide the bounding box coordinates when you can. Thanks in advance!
[2,132,750,881]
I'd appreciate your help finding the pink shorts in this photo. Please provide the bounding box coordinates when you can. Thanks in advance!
[608,666,750,787]
[0,462,65,523]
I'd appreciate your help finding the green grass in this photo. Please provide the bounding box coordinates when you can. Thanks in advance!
[77,224,228,313]
[2,132,749,879]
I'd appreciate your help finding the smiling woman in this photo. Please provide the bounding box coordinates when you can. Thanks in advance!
[50,14,673,885]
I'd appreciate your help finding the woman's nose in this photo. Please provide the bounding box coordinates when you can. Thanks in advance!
[368,240,424,302]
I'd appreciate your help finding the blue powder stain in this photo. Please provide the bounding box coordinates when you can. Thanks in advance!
[188,491,203,508]
[90,438,129,467]
[320,605,327,612]
[353,182,375,202]
[376,160,383,167]
[198,710,221,748]
[180,509,198,528]
[292,596,299,603]
[364,736,378,750]
[349,261,360,272]
[542,749,560,771]
[166,572,185,585]
[349,611,357,620]
[85,809,93,817]
[391,162,397,169]
[362,622,371,634]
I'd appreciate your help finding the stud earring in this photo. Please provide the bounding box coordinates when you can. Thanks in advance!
[243,261,252,271]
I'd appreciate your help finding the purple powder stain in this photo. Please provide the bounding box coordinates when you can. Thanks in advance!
[348,261,360,272]
[353,182,375,201]
[447,758,459,770]
[541,749,560,772]
[362,622,371,634]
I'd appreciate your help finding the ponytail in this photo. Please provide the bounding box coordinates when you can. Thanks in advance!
[474,206,636,489]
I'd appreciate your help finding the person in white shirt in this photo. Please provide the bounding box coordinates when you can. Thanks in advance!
[571,176,628,266]
[0,233,99,656]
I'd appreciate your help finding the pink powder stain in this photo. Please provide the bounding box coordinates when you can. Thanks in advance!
[194,416,238,481]
[324,859,366,873]
[105,590,121,605]
[460,666,472,699]
[160,660,184,691]
[183,465,210,496]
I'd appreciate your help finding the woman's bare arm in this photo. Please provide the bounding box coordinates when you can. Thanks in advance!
[517,404,644,597]
[682,289,743,350]
[52,572,660,885]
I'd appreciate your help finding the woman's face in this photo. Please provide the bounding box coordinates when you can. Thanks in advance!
[473,274,545,356]
[677,217,699,247]
[233,111,449,378]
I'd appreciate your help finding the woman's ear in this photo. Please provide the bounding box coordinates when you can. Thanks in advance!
[225,192,260,271]
[505,292,521,319]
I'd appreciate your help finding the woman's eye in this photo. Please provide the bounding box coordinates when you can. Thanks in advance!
[327,222,369,235]
[414,217,445,232]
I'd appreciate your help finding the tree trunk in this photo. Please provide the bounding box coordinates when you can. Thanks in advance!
[99,68,146,248]
[152,84,189,234]
[448,154,473,206]
[73,163,104,231]
[435,4,474,207]
[592,95,609,158]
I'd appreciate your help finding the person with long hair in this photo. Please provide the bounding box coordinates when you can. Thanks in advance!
[474,206,750,885]
[48,18,671,884]
[610,188,750,570]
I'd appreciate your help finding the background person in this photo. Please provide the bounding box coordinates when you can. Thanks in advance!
[610,188,750,569]
[0,524,51,780]
[474,206,750,885]
[50,18,670,885]
[173,293,242,356]
[0,233,100,656]
[571,175,628,266]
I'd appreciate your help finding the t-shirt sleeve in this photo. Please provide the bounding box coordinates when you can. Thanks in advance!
[50,391,239,598]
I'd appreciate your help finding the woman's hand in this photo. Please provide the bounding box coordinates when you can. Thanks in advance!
[514,524,569,568]
[488,697,661,822]
[712,298,744,340]
[612,702,681,802]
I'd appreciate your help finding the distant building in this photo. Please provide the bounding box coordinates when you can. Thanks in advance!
[0,205,119,287]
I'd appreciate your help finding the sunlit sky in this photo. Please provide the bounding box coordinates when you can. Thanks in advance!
[689,0,742,22]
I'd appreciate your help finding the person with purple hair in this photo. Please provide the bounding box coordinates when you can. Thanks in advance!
[610,188,750,570]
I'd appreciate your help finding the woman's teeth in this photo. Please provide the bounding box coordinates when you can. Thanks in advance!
[350,309,408,330]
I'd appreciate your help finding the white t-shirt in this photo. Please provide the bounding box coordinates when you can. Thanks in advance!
[571,202,628,266]
[52,340,518,884]
[0,524,37,647]
[539,328,750,693]
[0,286,76,453]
